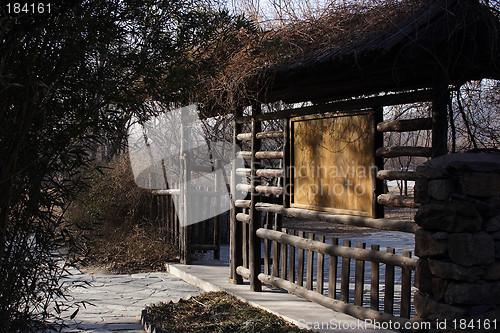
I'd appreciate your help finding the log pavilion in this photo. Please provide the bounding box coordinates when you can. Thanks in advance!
[155,0,500,327]
[225,0,500,326]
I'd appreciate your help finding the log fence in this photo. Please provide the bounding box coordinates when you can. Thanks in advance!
[150,183,223,262]
[250,225,417,324]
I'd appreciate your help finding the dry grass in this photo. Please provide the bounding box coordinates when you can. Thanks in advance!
[78,224,178,274]
[66,155,178,274]
[199,0,428,112]
[146,291,307,333]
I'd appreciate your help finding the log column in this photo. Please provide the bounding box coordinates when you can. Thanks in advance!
[230,108,243,284]
[431,78,449,158]
[249,103,262,291]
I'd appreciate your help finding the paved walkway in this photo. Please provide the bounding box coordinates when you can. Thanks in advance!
[166,260,395,333]
[57,268,200,332]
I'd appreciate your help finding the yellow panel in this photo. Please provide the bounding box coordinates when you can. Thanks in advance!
[290,112,375,217]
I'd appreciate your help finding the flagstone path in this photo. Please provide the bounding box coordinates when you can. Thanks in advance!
[57,268,200,332]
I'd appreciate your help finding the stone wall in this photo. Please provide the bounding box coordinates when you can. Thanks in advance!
[413,153,500,330]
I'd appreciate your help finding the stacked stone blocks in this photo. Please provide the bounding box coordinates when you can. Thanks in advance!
[413,153,500,328]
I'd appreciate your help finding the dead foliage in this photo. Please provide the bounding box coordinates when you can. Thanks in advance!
[199,0,430,112]
[145,291,307,332]
[66,155,178,273]
[197,0,499,114]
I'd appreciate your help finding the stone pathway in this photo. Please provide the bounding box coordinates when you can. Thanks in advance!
[57,268,201,332]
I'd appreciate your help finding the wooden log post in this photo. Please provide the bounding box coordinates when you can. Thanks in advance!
[288,229,296,283]
[400,251,412,318]
[370,244,380,311]
[373,107,385,218]
[354,242,366,306]
[297,231,305,286]
[263,223,270,275]
[317,235,325,294]
[249,103,262,292]
[214,160,221,260]
[283,118,291,208]
[329,237,338,299]
[306,233,315,290]
[230,108,243,284]
[340,240,351,303]
[384,247,396,315]
[182,110,192,264]
[432,78,449,158]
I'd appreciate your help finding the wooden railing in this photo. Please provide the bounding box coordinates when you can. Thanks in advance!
[151,185,222,260]
[151,189,180,247]
[237,223,417,326]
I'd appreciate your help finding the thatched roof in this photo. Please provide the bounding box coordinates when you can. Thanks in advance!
[253,0,500,104]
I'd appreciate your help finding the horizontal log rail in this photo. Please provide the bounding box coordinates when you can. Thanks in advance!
[254,203,418,233]
[235,89,433,123]
[235,200,251,208]
[236,266,251,279]
[236,213,251,224]
[236,184,284,195]
[237,131,284,141]
[256,228,417,270]
[255,151,284,159]
[236,168,283,177]
[152,189,180,196]
[258,273,412,329]
[237,151,252,159]
[377,194,420,208]
[377,170,418,181]
[377,118,432,132]
[236,133,252,141]
[237,151,284,160]
[236,184,251,192]
[376,146,432,158]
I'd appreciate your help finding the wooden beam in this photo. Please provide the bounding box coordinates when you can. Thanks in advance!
[256,228,417,269]
[236,90,433,123]
[214,159,221,260]
[377,118,432,132]
[283,118,291,208]
[235,200,251,208]
[151,189,180,196]
[237,131,284,141]
[237,151,252,159]
[236,168,284,177]
[257,169,284,177]
[257,273,412,328]
[236,133,252,141]
[236,265,250,279]
[230,109,243,284]
[236,213,251,224]
[249,104,262,292]
[255,151,284,159]
[377,170,418,181]
[236,184,284,195]
[376,146,432,158]
[431,79,449,158]
[373,107,385,219]
[238,151,284,160]
[254,203,418,233]
[377,194,420,208]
